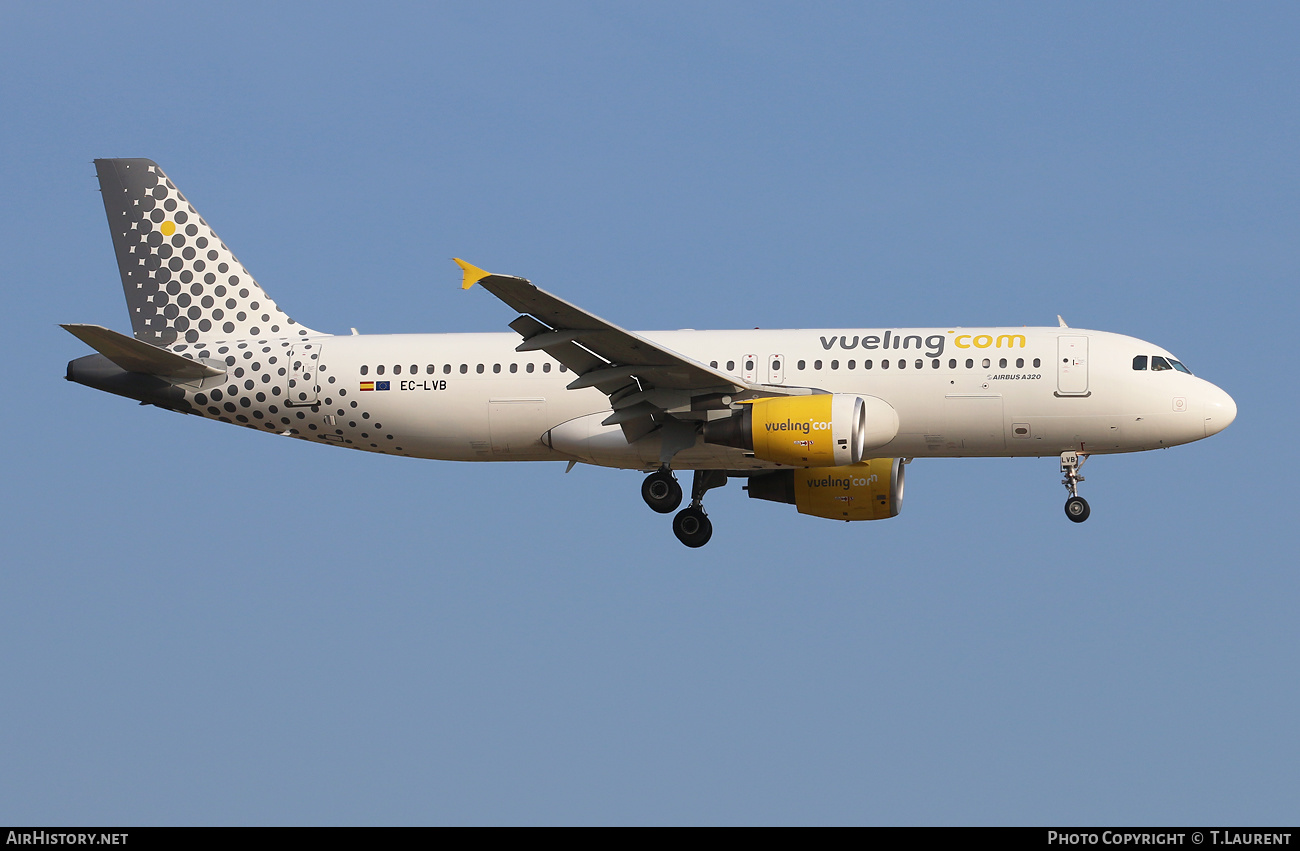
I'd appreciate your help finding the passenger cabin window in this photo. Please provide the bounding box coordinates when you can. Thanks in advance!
[1032,358,1041,368]
[814,360,822,370]
[394,365,402,375]
[726,360,735,371]
[510,363,518,373]
[797,360,806,370]
[831,360,839,370]
[376,365,385,375]
[999,358,1007,368]
[1133,355,1148,370]
[710,361,718,368]
[476,364,484,374]
[966,359,974,369]
[493,364,501,373]
[360,365,368,376]
[864,359,873,369]
[543,363,551,373]
[526,363,534,373]
[981,358,990,368]
[1016,358,1024,368]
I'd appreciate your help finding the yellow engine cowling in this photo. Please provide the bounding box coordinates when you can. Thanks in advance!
[703,394,898,467]
[746,458,905,521]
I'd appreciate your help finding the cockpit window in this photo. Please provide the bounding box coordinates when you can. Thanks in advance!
[1170,359,1191,374]
[1132,355,1148,370]
[1151,356,1172,371]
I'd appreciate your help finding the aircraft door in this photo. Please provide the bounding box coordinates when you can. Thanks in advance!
[286,342,321,406]
[767,354,785,385]
[742,354,758,384]
[1057,336,1089,396]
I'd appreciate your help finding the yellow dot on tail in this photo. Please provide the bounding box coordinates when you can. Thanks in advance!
[160,221,175,236]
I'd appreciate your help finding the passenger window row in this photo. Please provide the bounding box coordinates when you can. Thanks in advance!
[359,363,568,376]
[782,357,1042,371]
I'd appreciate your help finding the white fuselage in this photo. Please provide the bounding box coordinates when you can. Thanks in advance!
[240,325,1234,471]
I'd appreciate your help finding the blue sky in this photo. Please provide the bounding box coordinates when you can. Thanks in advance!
[1,2,1296,825]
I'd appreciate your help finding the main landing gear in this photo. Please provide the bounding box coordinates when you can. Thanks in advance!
[642,468,727,547]
[641,468,683,514]
[673,506,711,548]
[1061,451,1091,523]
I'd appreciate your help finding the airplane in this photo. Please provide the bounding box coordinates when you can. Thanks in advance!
[65,159,1237,547]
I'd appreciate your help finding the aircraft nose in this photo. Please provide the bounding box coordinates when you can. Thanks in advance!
[1203,383,1237,437]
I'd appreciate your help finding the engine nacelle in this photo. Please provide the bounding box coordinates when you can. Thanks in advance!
[703,394,898,467]
[747,458,905,521]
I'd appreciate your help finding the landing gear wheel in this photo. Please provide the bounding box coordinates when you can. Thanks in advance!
[642,470,682,514]
[672,506,713,548]
[1060,452,1091,524]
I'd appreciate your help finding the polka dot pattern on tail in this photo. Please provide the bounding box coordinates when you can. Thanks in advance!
[94,159,316,347]
[90,160,413,459]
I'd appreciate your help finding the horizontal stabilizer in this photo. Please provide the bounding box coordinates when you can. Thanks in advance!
[61,324,225,382]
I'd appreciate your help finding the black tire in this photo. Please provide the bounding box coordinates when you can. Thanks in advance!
[642,471,682,514]
[672,506,713,548]
[1065,496,1091,523]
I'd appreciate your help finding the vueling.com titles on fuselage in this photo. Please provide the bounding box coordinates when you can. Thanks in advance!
[817,331,1029,358]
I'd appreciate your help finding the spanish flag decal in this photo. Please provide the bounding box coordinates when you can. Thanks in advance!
[360,381,374,391]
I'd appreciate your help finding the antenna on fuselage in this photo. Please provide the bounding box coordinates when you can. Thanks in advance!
[1057,315,1069,328]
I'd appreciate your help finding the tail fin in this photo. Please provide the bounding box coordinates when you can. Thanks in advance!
[95,159,316,347]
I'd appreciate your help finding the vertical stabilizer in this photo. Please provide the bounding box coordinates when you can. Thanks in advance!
[95,159,316,346]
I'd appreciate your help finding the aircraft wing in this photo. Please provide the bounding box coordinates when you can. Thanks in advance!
[455,259,802,440]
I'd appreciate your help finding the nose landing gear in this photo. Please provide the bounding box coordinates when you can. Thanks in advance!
[1061,451,1090,523]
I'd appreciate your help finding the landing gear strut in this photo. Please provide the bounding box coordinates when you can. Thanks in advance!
[1060,451,1090,523]
[671,470,727,548]
[642,468,682,514]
